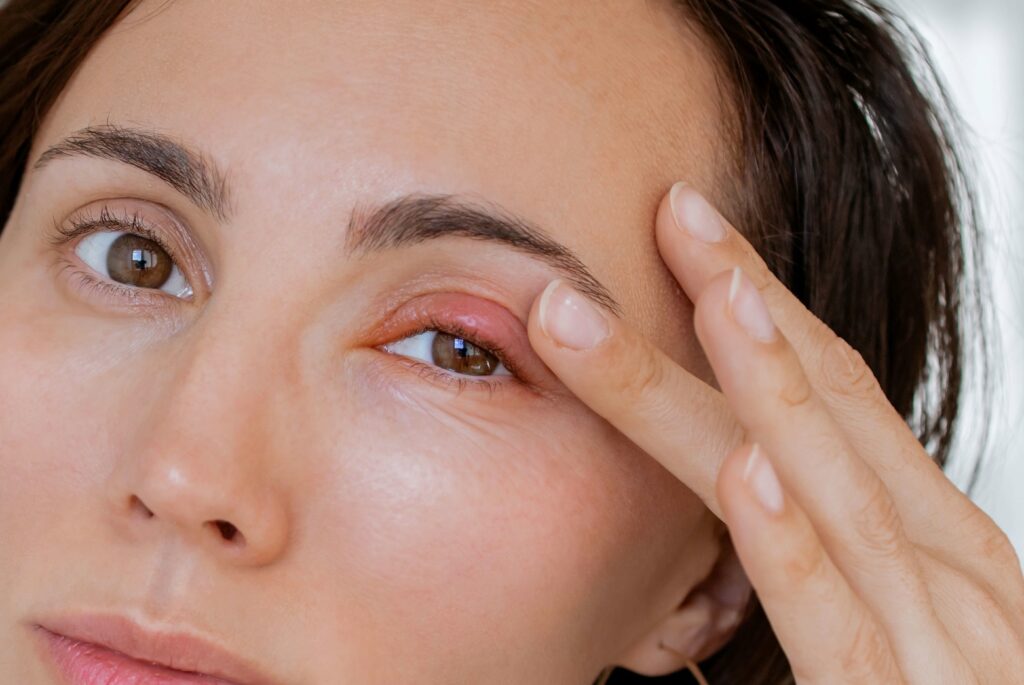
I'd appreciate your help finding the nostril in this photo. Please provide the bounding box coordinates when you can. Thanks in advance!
[129,495,154,518]
[210,519,243,545]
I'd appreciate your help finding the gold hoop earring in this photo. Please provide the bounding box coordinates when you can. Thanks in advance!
[686,659,710,685]
[656,638,712,685]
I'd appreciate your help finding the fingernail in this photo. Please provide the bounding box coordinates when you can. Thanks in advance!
[742,443,784,514]
[727,267,776,342]
[539,279,610,351]
[669,182,727,243]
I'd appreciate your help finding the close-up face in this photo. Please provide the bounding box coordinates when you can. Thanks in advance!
[0,1,736,682]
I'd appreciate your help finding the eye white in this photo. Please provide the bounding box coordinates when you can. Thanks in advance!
[383,330,511,377]
[74,230,193,299]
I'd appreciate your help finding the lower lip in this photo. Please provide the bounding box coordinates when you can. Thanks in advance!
[36,627,233,685]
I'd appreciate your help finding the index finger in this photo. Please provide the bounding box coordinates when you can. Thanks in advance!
[527,278,743,517]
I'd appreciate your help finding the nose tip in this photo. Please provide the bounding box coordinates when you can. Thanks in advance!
[103,317,294,568]
[114,461,290,567]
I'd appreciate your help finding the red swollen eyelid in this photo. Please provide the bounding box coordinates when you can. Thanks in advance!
[373,292,539,379]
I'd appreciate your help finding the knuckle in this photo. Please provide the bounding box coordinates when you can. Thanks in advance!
[851,477,906,560]
[782,525,831,587]
[978,519,1020,571]
[821,335,882,402]
[962,504,1022,573]
[777,366,815,409]
[608,337,667,404]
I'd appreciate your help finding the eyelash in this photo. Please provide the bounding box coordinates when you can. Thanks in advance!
[48,205,189,304]
[48,205,526,397]
[380,313,524,397]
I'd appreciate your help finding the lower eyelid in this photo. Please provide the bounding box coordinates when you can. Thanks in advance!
[381,352,516,397]
[51,252,186,314]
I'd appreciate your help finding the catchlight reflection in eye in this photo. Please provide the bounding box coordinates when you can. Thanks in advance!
[384,330,511,377]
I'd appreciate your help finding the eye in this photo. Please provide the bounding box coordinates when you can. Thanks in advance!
[383,330,511,378]
[74,230,192,298]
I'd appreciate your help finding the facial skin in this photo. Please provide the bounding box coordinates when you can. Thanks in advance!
[0,1,740,682]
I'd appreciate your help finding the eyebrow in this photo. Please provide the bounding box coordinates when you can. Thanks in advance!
[34,125,621,314]
[346,194,622,314]
[33,124,232,221]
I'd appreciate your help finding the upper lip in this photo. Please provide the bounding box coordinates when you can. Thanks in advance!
[34,612,275,685]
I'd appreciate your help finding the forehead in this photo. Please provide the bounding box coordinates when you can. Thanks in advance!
[35,0,726,345]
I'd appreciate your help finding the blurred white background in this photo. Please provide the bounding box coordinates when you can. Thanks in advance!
[898,0,1024,558]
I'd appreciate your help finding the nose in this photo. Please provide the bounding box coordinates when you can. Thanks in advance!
[106,329,292,567]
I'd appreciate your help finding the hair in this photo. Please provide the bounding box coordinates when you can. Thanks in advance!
[0,1,988,683]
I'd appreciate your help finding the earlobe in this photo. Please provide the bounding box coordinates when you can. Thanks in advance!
[610,536,752,676]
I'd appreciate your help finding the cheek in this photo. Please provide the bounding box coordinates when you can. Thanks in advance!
[0,280,125,627]
[298,389,707,673]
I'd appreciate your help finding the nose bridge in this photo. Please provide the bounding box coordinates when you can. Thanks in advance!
[108,313,292,565]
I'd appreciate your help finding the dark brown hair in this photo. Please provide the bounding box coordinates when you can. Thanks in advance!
[0,1,987,683]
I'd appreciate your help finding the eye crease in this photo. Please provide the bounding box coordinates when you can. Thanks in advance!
[383,330,511,378]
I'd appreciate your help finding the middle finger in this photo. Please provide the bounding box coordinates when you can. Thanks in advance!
[658,183,979,552]
[697,266,962,679]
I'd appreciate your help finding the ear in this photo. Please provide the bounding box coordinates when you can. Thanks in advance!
[611,534,752,677]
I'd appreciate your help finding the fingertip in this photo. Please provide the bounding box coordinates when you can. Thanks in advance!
[526,279,557,355]
[527,279,611,353]
[533,278,563,341]
[654,181,688,255]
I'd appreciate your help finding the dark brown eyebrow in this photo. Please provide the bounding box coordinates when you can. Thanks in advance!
[346,194,622,315]
[33,124,232,221]
[33,125,620,314]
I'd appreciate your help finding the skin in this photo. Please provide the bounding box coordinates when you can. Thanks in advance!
[0,1,744,683]
[2,1,1021,684]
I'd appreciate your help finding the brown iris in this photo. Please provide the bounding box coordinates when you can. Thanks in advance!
[106,234,173,289]
[431,332,500,376]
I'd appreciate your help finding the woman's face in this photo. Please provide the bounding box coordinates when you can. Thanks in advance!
[0,1,733,682]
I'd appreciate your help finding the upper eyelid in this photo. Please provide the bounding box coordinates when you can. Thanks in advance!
[50,200,213,293]
[52,208,169,252]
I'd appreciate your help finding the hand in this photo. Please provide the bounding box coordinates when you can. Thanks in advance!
[526,182,1024,683]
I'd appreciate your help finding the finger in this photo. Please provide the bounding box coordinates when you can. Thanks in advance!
[718,441,905,684]
[697,267,968,681]
[918,552,1024,683]
[921,495,1024,620]
[527,278,743,516]
[656,182,980,556]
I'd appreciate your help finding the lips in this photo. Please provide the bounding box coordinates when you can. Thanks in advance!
[32,613,273,685]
